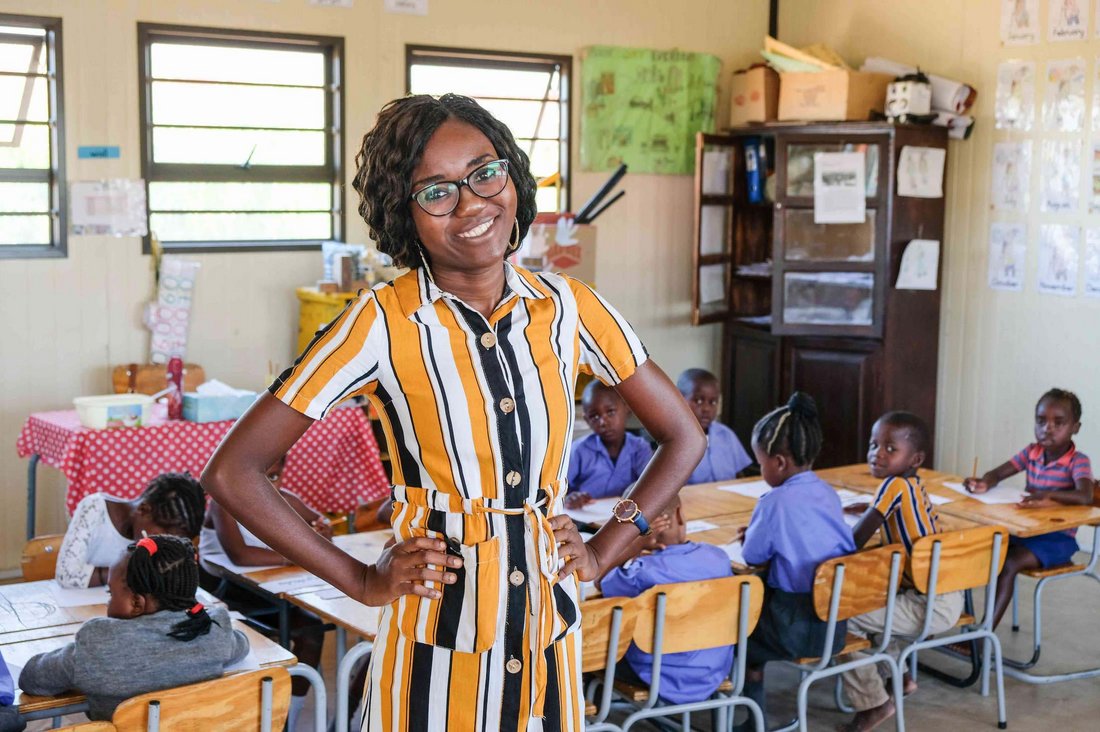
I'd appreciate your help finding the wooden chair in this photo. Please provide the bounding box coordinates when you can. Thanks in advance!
[111,667,291,731]
[615,575,765,732]
[55,724,117,731]
[580,595,639,732]
[21,533,63,581]
[353,497,389,533]
[1008,481,1100,669]
[768,544,906,732]
[895,526,1009,731]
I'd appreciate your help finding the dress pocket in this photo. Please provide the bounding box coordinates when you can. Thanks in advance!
[394,534,501,653]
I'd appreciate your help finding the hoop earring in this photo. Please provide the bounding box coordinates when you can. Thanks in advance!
[508,218,521,253]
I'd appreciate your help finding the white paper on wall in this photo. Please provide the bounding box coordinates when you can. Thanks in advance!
[69,179,148,237]
[990,141,1031,212]
[1043,58,1087,131]
[699,206,728,255]
[701,149,732,195]
[1040,139,1082,213]
[1038,224,1080,296]
[995,61,1036,130]
[812,151,866,224]
[988,222,1027,292]
[1050,0,1089,40]
[145,256,200,363]
[1085,228,1100,297]
[897,146,946,198]
[1090,142,1100,213]
[895,239,940,290]
[1002,0,1041,44]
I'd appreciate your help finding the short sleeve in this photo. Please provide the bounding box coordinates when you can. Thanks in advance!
[1009,446,1032,472]
[55,495,104,589]
[598,560,648,599]
[871,477,904,519]
[741,500,774,565]
[1071,452,1093,482]
[567,277,649,386]
[269,292,382,420]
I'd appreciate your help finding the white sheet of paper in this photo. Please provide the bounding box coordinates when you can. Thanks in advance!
[897,147,946,198]
[699,263,727,304]
[47,582,109,608]
[259,574,336,596]
[835,489,870,508]
[813,151,866,224]
[1085,228,1100,297]
[699,206,728,255]
[895,239,940,290]
[334,530,392,566]
[988,222,1027,292]
[202,553,282,576]
[718,480,771,499]
[927,492,954,506]
[685,519,719,534]
[69,179,148,236]
[224,649,261,673]
[1038,224,1080,296]
[941,481,1028,505]
[563,496,620,525]
[721,541,747,565]
[1001,0,1040,45]
[702,149,732,195]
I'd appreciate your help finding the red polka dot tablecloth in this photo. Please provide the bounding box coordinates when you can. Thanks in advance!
[15,404,390,514]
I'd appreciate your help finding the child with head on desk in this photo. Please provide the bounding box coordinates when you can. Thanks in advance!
[677,368,753,484]
[199,455,331,731]
[734,392,855,732]
[565,380,654,508]
[19,535,249,722]
[55,472,206,589]
[597,493,734,704]
[964,388,1093,630]
[837,411,962,732]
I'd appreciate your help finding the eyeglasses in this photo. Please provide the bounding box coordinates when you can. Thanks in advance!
[410,159,510,216]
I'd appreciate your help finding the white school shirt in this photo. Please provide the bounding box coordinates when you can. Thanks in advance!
[55,494,134,588]
[198,522,271,573]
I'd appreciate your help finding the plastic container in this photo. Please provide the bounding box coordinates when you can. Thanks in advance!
[73,394,154,429]
[297,287,357,354]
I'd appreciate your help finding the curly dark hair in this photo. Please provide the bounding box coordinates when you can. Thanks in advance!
[752,391,824,467]
[140,472,206,538]
[1038,388,1082,422]
[351,93,539,268]
[126,535,214,641]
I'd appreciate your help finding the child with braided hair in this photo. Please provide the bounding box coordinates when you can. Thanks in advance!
[56,472,207,588]
[20,535,249,721]
[732,392,856,731]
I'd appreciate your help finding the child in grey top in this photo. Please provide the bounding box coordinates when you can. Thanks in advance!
[20,535,249,721]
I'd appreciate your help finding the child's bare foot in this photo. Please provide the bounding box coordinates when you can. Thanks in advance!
[836,699,896,732]
[903,673,917,696]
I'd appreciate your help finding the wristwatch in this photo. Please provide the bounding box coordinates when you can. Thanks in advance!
[611,498,652,536]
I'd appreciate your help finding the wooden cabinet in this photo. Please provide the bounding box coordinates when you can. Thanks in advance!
[693,122,947,467]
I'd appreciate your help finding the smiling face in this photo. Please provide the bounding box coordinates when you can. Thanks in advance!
[409,119,517,276]
[683,378,720,432]
[1034,397,1080,455]
[867,419,925,479]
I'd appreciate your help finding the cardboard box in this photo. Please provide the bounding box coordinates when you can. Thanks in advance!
[515,213,597,286]
[778,70,893,121]
[183,391,257,423]
[729,66,779,126]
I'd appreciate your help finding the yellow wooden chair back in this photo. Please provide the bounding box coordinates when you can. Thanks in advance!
[812,544,906,621]
[579,595,638,673]
[633,574,764,655]
[909,526,1009,595]
[21,533,63,581]
[112,667,291,731]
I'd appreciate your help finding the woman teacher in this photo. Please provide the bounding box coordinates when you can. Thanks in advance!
[202,94,705,731]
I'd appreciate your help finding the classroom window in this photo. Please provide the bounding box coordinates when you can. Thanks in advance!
[0,15,65,259]
[138,25,344,253]
[407,45,571,213]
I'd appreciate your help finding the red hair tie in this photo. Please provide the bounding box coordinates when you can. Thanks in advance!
[188,602,204,616]
[136,537,158,555]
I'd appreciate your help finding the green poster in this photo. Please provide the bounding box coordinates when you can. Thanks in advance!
[581,46,721,175]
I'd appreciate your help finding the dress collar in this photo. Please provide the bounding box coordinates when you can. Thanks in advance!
[397,261,546,320]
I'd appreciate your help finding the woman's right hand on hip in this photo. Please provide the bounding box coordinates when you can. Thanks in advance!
[358,537,462,606]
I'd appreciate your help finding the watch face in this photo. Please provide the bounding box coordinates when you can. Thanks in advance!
[612,499,637,521]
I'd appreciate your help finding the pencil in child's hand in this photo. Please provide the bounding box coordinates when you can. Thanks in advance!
[971,457,978,478]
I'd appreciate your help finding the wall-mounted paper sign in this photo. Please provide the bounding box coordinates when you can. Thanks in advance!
[1038,224,1079,296]
[988,222,1026,292]
[897,146,946,198]
[385,0,428,14]
[895,239,940,290]
[69,179,147,236]
[813,151,866,224]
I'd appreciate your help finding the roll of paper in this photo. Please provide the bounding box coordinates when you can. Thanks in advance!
[861,57,976,115]
[931,110,974,140]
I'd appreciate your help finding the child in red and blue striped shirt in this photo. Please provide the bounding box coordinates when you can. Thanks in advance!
[965,388,1093,629]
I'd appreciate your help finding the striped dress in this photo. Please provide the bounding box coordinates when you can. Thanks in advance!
[271,263,648,731]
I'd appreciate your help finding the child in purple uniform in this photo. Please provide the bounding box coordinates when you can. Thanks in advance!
[566,381,653,508]
[599,493,735,704]
[965,388,1093,629]
[677,368,753,483]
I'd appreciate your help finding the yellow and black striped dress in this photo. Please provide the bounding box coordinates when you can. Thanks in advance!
[271,263,648,731]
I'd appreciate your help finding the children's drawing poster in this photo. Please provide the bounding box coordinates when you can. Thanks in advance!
[1038,224,1079,296]
[581,46,721,174]
[1050,0,1089,40]
[1092,58,1100,130]
[1002,0,1040,44]
[1040,139,1081,212]
[897,146,946,198]
[991,141,1031,212]
[1091,142,1100,212]
[989,223,1026,291]
[1085,228,1100,296]
[1043,58,1087,131]
[995,61,1036,130]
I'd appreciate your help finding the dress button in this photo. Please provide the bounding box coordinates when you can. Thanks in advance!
[506,470,522,486]
[509,569,525,587]
[480,332,497,349]
[506,658,523,674]
[499,397,515,414]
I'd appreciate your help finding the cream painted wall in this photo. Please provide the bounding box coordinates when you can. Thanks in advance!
[0,0,768,572]
[780,0,1100,480]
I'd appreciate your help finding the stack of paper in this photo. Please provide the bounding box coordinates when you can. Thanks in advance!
[685,519,719,534]
[940,481,1028,505]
